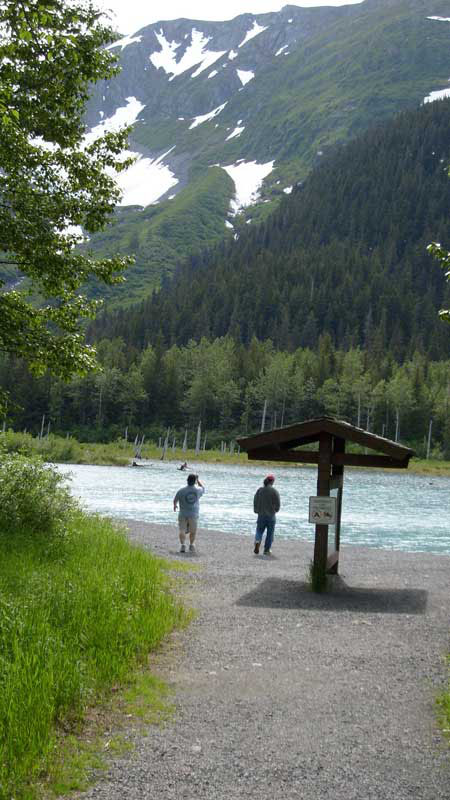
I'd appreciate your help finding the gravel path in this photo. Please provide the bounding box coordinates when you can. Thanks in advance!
[82,522,449,800]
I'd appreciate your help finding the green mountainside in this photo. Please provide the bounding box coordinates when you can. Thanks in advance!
[85,167,234,306]
[83,0,450,306]
[89,99,450,361]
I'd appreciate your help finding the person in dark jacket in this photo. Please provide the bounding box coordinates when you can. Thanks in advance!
[253,474,280,555]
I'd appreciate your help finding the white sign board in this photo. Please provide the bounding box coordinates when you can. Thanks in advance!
[309,496,337,525]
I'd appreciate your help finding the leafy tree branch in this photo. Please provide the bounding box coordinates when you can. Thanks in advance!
[0,0,134,382]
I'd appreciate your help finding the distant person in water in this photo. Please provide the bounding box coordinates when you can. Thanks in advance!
[178,462,188,471]
[173,473,205,554]
[253,474,280,555]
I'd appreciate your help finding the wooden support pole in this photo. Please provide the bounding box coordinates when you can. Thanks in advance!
[313,432,333,577]
[329,436,345,574]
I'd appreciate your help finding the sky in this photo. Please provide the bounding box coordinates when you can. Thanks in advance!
[98,0,364,35]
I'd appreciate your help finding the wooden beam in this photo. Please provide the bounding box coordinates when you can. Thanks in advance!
[238,416,414,460]
[332,437,345,561]
[332,453,411,469]
[313,433,332,580]
[247,448,410,469]
[247,448,319,464]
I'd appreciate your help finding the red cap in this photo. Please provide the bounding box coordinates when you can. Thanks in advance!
[266,474,275,482]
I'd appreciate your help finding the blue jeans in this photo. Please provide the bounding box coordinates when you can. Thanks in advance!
[255,515,276,551]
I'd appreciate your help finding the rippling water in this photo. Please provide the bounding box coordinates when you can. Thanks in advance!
[58,460,450,554]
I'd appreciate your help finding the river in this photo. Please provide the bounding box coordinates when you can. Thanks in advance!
[58,460,450,555]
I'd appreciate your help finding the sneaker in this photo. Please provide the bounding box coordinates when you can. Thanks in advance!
[264,549,272,555]
[180,544,186,553]
[254,542,260,554]
[189,543,195,552]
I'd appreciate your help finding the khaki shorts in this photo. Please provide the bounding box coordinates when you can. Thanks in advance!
[178,515,198,536]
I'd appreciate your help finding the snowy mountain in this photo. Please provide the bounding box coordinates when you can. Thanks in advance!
[84,0,450,305]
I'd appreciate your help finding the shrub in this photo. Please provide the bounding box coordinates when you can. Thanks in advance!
[0,451,76,538]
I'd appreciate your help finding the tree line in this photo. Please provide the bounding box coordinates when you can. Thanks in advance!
[1,335,449,458]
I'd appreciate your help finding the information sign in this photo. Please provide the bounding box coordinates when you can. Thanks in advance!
[309,496,337,525]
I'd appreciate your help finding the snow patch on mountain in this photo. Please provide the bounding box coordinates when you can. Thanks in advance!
[427,16,450,22]
[150,28,225,81]
[424,85,450,103]
[238,21,268,48]
[226,123,245,140]
[208,69,218,78]
[106,33,142,51]
[222,160,274,213]
[117,148,178,207]
[283,186,293,194]
[189,102,228,129]
[276,45,289,56]
[236,69,255,86]
[86,99,176,207]
[228,50,238,60]
[87,96,145,140]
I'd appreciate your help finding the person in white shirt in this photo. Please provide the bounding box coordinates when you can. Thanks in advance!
[173,473,205,553]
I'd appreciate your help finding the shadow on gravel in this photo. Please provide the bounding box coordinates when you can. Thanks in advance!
[236,578,427,614]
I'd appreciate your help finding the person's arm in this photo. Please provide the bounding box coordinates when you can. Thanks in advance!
[274,489,281,513]
[196,478,205,495]
[173,491,179,512]
[253,490,259,514]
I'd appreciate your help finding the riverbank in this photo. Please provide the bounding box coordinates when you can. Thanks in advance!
[1,430,450,476]
[80,521,450,800]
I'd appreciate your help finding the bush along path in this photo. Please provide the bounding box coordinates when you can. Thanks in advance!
[79,521,450,800]
[0,453,187,800]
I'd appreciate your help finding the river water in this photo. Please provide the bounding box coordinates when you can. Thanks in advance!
[58,460,450,555]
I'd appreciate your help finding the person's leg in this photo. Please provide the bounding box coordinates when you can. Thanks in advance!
[264,518,275,553]
[254,516,267,553]
[188,517,198,550]
[178,516,188,551]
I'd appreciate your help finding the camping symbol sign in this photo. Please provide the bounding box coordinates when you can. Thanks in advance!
[309,496,337,525]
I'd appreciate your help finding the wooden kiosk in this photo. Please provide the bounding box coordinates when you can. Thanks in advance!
[237,416,414,576]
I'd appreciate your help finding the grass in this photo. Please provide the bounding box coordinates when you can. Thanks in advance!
[436,658,450,745]
[0,511,190,800]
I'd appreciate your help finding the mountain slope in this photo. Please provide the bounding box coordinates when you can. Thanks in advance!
[88,98,450,361]
[83,0,450,305]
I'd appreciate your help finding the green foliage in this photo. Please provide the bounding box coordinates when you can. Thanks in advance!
[91,99,450,362]
[0,0,133,379]
[436,657,450,744]
[2,336,450,457]
[0,450,76,537]
[0,511,186,799]
[83,0,450,301]
[307,558,328,593]
[84,166,234,306]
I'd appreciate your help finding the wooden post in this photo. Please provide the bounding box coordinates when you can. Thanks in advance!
[313,432,332,577]
[329,436,345,574]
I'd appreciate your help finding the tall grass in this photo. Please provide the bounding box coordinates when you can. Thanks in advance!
[0,454,186,799]
[437,659,450,743]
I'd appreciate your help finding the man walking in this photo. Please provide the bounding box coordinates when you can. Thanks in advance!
[173,473,205,553]
[253,474,280,555]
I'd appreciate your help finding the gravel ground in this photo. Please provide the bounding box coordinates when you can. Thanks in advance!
[82,522,449,800]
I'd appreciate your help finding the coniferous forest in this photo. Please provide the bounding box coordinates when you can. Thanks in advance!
[2,101,450,455]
